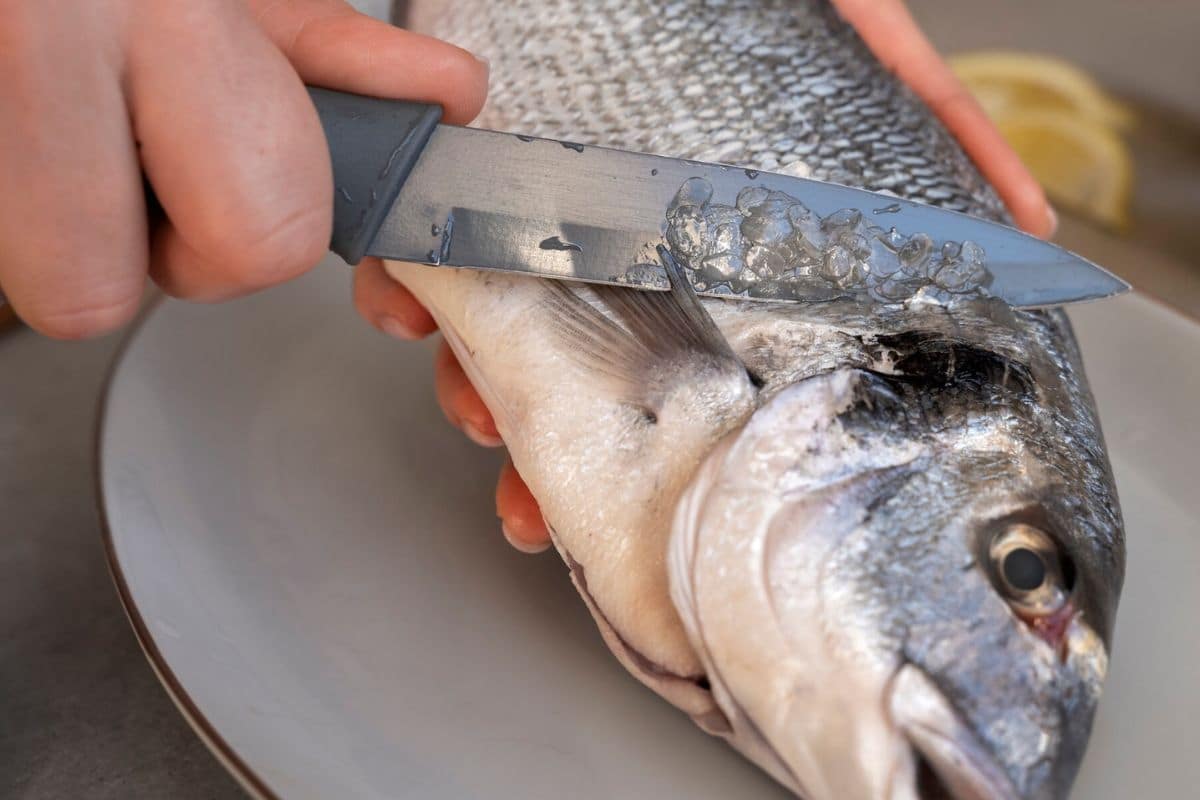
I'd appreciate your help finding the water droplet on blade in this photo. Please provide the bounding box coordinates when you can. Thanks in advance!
[539,236,583,253]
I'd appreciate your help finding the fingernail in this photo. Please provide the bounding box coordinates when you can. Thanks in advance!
[379,315,418,340]
[462,419,503,448]
[502,520,551,554]
[1045,205,1059,238]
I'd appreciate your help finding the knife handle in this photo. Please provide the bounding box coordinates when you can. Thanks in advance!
[306,87,443,265]
[138,88,441,267]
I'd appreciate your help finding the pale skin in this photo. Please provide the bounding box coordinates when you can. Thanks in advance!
[0,0,1052,552]
[0,0,487,332]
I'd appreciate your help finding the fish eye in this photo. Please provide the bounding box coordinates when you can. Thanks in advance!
[988,524,1070,617]
[1003,547,1045,591]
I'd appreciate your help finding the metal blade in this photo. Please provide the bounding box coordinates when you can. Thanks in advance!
[369,126,1129,308]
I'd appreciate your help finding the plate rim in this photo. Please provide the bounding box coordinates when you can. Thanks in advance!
[94,296,279,800]
[91,286,1200,800]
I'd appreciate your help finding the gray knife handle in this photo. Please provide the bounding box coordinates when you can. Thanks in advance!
[306,87,442,265]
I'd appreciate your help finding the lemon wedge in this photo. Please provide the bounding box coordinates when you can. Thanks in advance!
[951,51,1136,230]
[996,110,1134,230]
[950,51,1134,131]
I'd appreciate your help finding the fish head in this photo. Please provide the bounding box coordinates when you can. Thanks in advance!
[670,321,1123,800]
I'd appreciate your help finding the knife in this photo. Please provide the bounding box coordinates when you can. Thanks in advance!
[292,88,1134,308]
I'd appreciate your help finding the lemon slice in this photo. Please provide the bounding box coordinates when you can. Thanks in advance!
[996,110,1134,230]
[950,50,1136,230]
[950,51,1134,131]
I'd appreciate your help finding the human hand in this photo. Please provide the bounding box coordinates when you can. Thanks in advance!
[355,0,1055,554]
[0,0,487,339]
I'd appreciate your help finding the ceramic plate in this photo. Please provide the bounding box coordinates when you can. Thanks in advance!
[99,258,1200,798]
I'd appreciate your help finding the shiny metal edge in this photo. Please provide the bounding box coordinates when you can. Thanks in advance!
[371,125,1130,308]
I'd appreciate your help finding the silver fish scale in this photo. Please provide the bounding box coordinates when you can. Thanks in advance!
[420,0,1008,222]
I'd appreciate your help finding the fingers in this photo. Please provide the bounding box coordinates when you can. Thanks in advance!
[251,0,489,125]
[126,0,331,301]
[356,265,548,556]
[926,95,1056,237]
[496,460,551,554]
[137,0,489,302]
[434,339,502,447]
[832,0,1055,238]
[351,261,489,444]
[0,0,488,333]
[429,337,550,554]
[353,257,437,340]
[0,5,145,339]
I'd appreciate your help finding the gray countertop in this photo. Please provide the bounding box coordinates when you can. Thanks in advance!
[2,1,1197,798]
[1,325,241,799]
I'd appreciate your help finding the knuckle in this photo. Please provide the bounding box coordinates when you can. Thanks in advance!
[204,203,331,289]
[420,47,488,121]
[28,290,141,340]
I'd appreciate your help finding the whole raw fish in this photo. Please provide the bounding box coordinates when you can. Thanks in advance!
[388,2,1125,797]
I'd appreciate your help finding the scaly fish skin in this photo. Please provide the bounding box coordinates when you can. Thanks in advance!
[390,2,1125,798]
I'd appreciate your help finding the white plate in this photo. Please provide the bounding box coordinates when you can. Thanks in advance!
[99,259,1200,799]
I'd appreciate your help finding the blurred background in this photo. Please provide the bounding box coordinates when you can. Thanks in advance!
[911,0,1200,317]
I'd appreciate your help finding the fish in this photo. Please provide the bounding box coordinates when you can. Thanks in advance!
[387,1,1126,798]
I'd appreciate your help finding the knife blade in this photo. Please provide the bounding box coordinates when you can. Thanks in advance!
[310,88,1128,308]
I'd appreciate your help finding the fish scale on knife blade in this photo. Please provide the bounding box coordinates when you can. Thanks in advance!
[364,124,1126,306]
[385,1,1125,798]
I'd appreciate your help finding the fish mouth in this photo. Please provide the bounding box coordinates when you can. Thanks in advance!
[889,664,1021,800]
